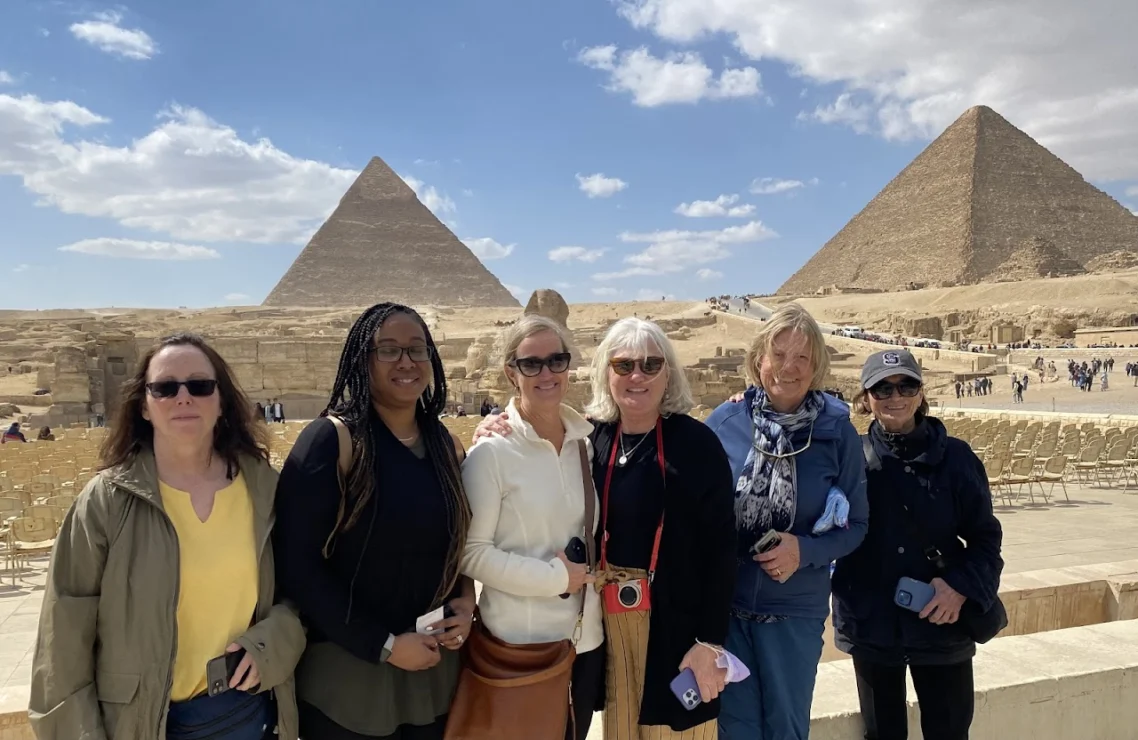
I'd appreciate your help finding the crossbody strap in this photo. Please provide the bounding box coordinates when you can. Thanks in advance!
[863,433,946,570]
[327,415,353,478]
[576,439,597,570]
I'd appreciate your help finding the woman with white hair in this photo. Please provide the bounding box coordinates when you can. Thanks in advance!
[707,303,869,740]
[475,317,737,739]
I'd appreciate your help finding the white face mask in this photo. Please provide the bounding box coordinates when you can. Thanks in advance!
[697,640,752,684]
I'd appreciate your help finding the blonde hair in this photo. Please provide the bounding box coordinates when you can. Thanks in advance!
[744,303,829,390]
[585,317,694,422]
[502,314,576,367]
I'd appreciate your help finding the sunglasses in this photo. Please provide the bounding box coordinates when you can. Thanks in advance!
[510,352,571,377]
[146,379,218,399]
[372,345,434,363]
[609,356,666,376]
[869,379,922,400]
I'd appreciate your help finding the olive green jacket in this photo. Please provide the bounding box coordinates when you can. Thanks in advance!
[28,449,304,740]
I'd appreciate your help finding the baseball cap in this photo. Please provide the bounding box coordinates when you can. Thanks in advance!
[861,350,923,389]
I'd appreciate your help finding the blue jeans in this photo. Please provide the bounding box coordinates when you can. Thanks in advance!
[719,616,826,740]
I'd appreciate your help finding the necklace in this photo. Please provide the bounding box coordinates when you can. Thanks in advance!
[618,431,650,466]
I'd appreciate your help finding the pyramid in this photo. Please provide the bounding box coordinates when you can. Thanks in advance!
[263,157,520,308]
[988,237,1085,281]
[777,106,1138,295]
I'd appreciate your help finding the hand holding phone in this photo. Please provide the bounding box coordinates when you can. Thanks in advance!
[894,577,936,613]
[560,536,588,599]
[206,647,251,697]
[751,529,782,555]
[670,668,703,711]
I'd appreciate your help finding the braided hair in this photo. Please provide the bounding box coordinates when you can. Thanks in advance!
[322,302,470,610]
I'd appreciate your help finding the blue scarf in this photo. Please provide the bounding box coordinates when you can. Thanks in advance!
[735,388,825,552]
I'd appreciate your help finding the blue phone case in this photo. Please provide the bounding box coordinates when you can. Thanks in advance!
[670,668,702,711]
[894,577,936,612]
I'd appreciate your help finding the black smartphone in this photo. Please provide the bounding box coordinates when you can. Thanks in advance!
[205,648,245,697]
[560,536,588,600]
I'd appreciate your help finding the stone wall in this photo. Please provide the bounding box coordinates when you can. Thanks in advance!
[823,334,999,372]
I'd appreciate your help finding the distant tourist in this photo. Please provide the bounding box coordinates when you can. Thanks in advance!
[29,332,305,740]
[272,303,474,739]
[254,401,265,420]
[1,422,26,443]
[36,425,54,442]
[835,350,1004,740]
[711,303,869,740]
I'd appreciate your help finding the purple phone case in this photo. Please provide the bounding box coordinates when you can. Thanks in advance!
[670,668,702,711]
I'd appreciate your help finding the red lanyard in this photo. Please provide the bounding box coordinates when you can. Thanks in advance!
[600,419,666,582]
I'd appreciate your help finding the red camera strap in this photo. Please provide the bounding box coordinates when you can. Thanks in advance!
[600,419,666,581]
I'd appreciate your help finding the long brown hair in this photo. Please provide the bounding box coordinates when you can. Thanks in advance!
[100,332,270,474]
[322,302,470,610]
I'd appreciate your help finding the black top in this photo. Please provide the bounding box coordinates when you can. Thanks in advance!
[593,428,666,571]
[273,414,461,663]
[590,414,737,732]
[831,417,1004,666]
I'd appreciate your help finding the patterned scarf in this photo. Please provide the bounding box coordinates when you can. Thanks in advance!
[735,388,825,552]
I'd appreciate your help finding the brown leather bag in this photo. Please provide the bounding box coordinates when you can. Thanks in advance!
[444,439,597,740]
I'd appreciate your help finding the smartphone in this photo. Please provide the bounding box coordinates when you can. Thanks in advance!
[670,668,703,710]
[894,577,936,613]
[205,648,245,697]
[416,604,457,636]
[560,536,588,600]
[751,529,782,555]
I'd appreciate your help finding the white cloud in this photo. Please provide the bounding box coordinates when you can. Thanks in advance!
[553,281,575,289]
[576,172,628,198]
[548,246,607,263]
[0,71,14,85]
[577,45,760,107]
[696,268,724,280]
[613,0,1138,180]
[462,188,474,197]
[224,292,251,303]
[674,193,755,217]
[1127,186,1138,197]
[0,94,360,244]
[400,174,457,215]
[12,263,30,273]
[592,286,620,297]
[596,220,777,279]
[503,284,529,302]
[750,178,806,195]
[59,238,220,260]
[462,237,515,260]
[413,158,439,166]
[69,11,157,61]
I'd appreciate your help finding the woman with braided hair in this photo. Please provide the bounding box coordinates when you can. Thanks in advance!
[273,303,475,740]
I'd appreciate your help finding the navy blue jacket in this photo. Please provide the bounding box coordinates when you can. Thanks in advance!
[831,417,1004,665]
[706,388,868,620]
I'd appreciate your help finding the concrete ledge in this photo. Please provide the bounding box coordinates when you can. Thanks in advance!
[935,406,1138,428]
[811,620,1138,739]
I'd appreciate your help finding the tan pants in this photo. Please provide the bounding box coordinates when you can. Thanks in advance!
[602,568,717,740]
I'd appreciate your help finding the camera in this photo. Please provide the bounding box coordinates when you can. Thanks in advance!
[603,578,652,614]
[681,688,701,709]
[896,590,912,607]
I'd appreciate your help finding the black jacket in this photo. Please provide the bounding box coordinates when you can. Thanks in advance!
[831,417,1003,665]
[591,413,738,731]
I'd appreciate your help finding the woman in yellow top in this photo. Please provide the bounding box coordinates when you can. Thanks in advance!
[29,332,306,740]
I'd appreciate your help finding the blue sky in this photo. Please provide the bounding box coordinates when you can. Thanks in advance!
[2,0,1136,309]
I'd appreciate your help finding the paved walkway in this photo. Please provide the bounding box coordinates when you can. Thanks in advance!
[1,479,1136,733]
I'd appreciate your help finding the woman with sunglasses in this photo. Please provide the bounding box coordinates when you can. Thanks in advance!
[273,303,473,740]
[30,332,305,740]
[833,351,1003,740]
[459,314,602,740]
[471,317,738,740]
[707,303,868,740]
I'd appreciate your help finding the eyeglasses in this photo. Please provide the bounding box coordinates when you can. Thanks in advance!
[146,379,218,399]
[869,379,922,400]
[609,357,666,376]
[510,352,571,377]
[757,421,815,459]
[371,345,435,363]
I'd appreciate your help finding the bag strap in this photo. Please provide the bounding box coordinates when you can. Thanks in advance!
[576,439,597,570]
[862,433,946,570]
[327,414,353,478]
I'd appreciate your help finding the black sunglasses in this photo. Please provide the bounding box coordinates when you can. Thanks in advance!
[372,344,434,363]
[510,352,571,377]
[869,379,922,400]
[609,356,666,376]
[146,379,219,399]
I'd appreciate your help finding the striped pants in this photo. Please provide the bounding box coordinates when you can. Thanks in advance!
[602,567,717,740]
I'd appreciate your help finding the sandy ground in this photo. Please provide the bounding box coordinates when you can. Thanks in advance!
[935,373,1138,415]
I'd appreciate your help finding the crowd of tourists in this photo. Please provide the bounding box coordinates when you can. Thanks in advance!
[27,300,1005,740]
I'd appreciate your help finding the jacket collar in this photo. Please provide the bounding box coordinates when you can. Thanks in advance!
[504,397,594,447]
[105,446,276,527]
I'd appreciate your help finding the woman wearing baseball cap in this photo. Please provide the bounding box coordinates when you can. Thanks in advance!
[831,349,1005,740]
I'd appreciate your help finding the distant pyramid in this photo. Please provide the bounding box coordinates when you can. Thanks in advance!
[263,157,520,308]
[778,106,1138,294]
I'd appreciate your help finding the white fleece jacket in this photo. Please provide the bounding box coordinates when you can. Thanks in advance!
[460,399,603,653]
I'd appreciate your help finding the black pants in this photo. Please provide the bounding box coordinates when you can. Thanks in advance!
[298,701,446,739]
[568,646,605,740]
[852,657,974,740]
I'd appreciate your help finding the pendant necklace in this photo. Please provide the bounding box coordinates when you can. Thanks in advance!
[618,431,650,466]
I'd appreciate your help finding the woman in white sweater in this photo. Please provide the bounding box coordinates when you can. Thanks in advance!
[460,314,603,740]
